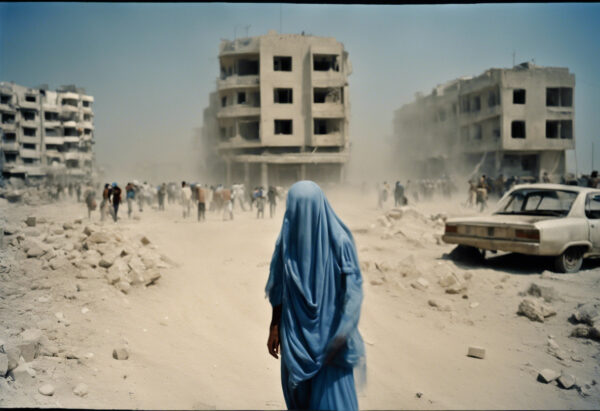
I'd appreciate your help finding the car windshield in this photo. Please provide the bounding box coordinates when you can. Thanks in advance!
[495,188,578,217]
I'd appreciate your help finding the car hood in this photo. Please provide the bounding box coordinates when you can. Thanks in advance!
[446,214,556,227]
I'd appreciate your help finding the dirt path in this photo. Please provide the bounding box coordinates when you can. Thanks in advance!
[2,189,600,409]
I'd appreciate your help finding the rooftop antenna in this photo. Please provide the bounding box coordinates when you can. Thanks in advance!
[279,3,282,33]
[512,51,515,67]
[244,25,251,38]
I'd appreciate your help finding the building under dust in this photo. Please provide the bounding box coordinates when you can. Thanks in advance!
[393,62,575,181]
[200,30,352,188]
[0,82,95,182]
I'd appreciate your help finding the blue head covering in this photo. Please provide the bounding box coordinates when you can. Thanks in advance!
[112,182,117,188]
[265,181,366,389]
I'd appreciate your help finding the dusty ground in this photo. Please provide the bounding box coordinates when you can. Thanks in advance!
[1,186,600,409]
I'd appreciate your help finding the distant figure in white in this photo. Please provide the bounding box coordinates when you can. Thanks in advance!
[181,181,192,218]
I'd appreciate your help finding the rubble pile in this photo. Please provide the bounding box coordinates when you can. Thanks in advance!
[0,181,57,206]
[374,206,445,246]
[0,213,174,402]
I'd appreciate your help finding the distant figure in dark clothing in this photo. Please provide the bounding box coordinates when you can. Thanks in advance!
[394,181,405,207]
[267,186,277,218]
[110,182,122,222]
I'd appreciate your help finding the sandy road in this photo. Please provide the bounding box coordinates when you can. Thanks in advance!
[2,188,600,409]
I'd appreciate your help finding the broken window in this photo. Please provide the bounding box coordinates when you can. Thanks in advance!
[313,88,342,104]
[560,88,573,107]
[23,158,38,165]
[2,113,15,124]
[237,92,246,104]
[45,128,59,137]
[3,132,16,142]
[560,120,573,139]
[239,121,259,140]
[25,95,36,103]
[472,96,481,112]
[237,59,259,75]
[64,128,78,137]
[82,101,90,107]
[274,120,292,135]
[511,121,526,138]
[83,114,92,121]
[0,94,11,105]
[546,88,560,106]
[84,128,92,135]
[23,143,36,150]
[314,118,341,135]
[46,144,59,151]
[23,127,36,137]
[313,54,340,72]
[274,88,293,104]
[513,89,526,104]
[546,120,559,139]
[4,153,17,163]
[274,56,292,72]
[44,111,59,121]
[62,98,78,107]
[21,110,35,121]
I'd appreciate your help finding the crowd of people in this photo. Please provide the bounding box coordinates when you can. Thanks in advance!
[73,180,285,223]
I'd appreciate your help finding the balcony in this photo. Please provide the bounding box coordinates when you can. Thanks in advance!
[44,136,65,145]
[20,119,39,128]
[82,106,93,114]
[44,120,60,128]
[312,103,345,118]
[20,135,40,144]
[64,136,81,144]
[217,75,260,90]
[311,132,343,147]
[20,148,41,159]
[45,150,64,160]
[312,71,345,88]
[80,121,94,129]
[64,152,82,161]
[1,123,16,132]
[63,120,77,128]
[217,105,260,119]
[61,105,79,114]
[60,92,80,100]
[458,105,501,125]
[19,100,39,110]
[0,103,16,113]
[1,142,19,152]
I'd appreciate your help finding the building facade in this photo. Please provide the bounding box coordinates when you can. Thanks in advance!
[0,82,95,182]
[393,63,575,181]
[201,30,352,188]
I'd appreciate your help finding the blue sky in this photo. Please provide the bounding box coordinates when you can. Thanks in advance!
[1,3,599,180]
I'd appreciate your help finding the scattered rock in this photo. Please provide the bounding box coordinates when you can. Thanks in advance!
[558,373,576,390]
[17,341,39,362]
[469,302,479,309]
[116,280,131,294]
[428,298,452,312]
[25,217,36,227]
[517,298,556,322]
[0,352,8,377]
[145,269,161,286]
[538,368,560,383]
[527,283,559,303]
[38,383,55,396]
[467,346,485,359]
[73,382,88,397]
[570,325,600,341]
[21,328,43,344]
[140,236,151,246]
[410,277,429,291]
[87,232,109,244]
[27,245,46,258]
[63,222,74,230]
[438,272,459,288]
[5,346,21,371]
[10,362,36,380]
[571,303,600,326]
[112,347,129,360]
[83,226,94,236]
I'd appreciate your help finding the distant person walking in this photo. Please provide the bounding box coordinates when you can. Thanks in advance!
[267,186,277,218]
[197,185,206,221]
[158,183,166,211]
[100,183,111,222]
[394,181,405,207]
[265,181,365,411]
[125,182,135,218]
[84,186,96,220]
[181,181,192,218]
[76,184,82,202]
[222,187,233,221]
[256,187,265,219]
[110,182,122,222]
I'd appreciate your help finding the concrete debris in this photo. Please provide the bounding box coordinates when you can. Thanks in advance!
[570,325,600,341]
[517,298,556,323]
[467,346,485,359]
[83,226,94,236]
[527,283,559,303]
[112,347,129,360]
[87,232,109,244]
[25,217,36,227]
[140,236,151,246]
[428,298,452,312]
[63,222,74,230]
[10,362,37,380]
[38,383,55,396]
[410,277,429,291]
[537,368,560,383]
[26,244,46,258]
[558,373,576,390]
[570,302,600,326]
[0,352,8,377]
[73,382,89,397]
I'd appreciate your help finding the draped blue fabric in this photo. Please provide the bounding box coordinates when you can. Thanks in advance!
[265,181,366,410]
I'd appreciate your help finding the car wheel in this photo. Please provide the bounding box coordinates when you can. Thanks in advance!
[554,248,583,273]
[456,245,486,263]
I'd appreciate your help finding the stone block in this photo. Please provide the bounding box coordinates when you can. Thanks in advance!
[25,217,36,227]
[538,368,560,383]
[467,346,485,359]
[112,347,129,360]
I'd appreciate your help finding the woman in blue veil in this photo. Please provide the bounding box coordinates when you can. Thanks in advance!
[266,181,366,410]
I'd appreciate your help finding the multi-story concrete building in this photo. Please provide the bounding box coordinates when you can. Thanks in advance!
[0,82,95,182]
[393,63,575,181]
[201,30,352,187]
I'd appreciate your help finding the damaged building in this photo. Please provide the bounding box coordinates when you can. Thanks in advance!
[393,63,575,181]
[0,82,95,182]
[200,30,352,187]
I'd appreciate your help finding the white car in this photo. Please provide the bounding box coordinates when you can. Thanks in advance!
[443,184,600,273]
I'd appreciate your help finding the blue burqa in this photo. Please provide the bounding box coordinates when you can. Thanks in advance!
[265,181,366,410]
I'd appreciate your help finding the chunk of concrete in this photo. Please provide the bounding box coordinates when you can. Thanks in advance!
[558,374,576,390]
[518,298,556,323]
[63,222,74,230]
[410,277,429,291]
[27,245,46,258]
[140,236,151,246]
[527,283,559,303]
[538,368,560,383]
[0,352,8,377]
[467,346,486,359]
[10,362,36,380]
[145,270,161,286]
[21,328,43,344]
[38,383,55,396]
[5,346,21,371]
[73,382,88,397]
[116,280,131,294]
[17,341,38,362]
[25,217,36,227]
[87,232,109,244]
[112,347,129,360]
[428,298,452,312]
[83,226,94,236]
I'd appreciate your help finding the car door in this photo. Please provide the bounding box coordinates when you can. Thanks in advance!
[585,192,600,253]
